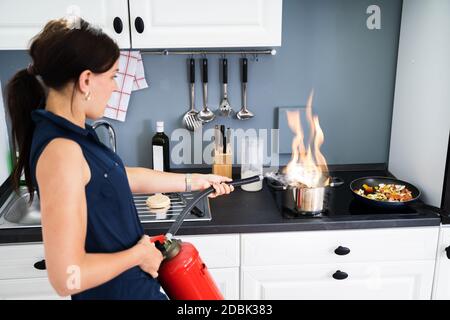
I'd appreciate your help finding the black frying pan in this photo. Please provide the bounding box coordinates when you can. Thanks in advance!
[350,176,420,208]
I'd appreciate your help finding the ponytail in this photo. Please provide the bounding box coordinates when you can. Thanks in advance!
[6,17,119,203]
[6,68,45,202]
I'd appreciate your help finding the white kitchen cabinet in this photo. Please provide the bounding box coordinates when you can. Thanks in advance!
[0,0,282,50]
[178,234,240,268]
[0,278,68,300]
[432,225,450,299]
[0,235,240,300]
[129,0,282,49]
[241,227,439,300]
[242,261,435,300]
[0,0,130,49]
[0,228,440,300]
[209,268,240,300]
[0,242,66,300]
[0,243,48,280]
[241,227,438,266]
[177,234,240,300]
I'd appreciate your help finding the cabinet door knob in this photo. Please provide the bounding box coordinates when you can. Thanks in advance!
[113,17,123,34]
[134,17,145,33]
[332,270,348,280]
[334,246,351,256]
[445,246,450,259]
[34,259,46,270]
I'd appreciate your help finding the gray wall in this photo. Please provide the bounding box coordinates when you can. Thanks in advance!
[0,0,402,169]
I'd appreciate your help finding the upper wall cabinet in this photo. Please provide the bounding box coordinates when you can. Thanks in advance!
[129,0,283,49]
[0,0,130,49]
[0,0,282,50]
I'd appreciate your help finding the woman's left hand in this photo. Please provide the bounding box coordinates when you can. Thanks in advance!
[192,174,235,198]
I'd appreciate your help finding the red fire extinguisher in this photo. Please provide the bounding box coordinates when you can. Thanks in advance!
[150,175,263,300]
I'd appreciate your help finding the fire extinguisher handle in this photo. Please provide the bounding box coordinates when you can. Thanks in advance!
[150,235,169,258]
[227,175,264,188]
[154,240,165,253]
[150,235,166,244]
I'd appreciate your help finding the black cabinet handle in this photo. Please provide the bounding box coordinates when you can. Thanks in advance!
[445,246,450,259]
[334,246,351,256]
[34,259,46,270]
[113,17,123,34]
[134,17,145,33]
[332,270,348,280]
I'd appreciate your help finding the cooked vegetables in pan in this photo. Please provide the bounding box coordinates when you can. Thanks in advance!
[354,183,414,202]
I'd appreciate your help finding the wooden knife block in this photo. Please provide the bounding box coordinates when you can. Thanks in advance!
[212,152,232,179]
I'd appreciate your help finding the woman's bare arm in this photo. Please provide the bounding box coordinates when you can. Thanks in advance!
[125,167,189,193]
[36,138,161,297]
[125,167,234,197]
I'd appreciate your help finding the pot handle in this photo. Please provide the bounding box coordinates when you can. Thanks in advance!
[329,176,344,188]
[265,177,287,191]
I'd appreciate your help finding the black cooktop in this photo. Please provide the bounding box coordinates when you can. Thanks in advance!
[270,169,437,219]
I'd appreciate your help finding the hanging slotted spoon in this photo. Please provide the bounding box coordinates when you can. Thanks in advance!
[182,58,202,131]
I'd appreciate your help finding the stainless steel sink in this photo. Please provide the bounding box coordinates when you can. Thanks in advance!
[0,188,210,229]
[0,188,41,227]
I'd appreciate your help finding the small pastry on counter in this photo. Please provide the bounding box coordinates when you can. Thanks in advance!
[146,193,171,209]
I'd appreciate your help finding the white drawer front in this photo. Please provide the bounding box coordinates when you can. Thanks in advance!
[241,260,435,300]
[0,277,66,300]
[241,227,439,266]
[0,243,48,280]
[178,234,240,268]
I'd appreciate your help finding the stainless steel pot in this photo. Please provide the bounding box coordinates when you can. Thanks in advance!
[267,176,344,215]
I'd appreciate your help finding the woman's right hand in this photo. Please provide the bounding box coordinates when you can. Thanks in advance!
[135,235,164,278]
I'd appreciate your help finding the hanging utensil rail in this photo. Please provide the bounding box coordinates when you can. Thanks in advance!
[140,49,277,56]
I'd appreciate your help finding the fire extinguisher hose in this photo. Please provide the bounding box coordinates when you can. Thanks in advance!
[165,174,264,239]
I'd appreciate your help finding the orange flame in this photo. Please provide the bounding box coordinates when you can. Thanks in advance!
[283,90,329,188]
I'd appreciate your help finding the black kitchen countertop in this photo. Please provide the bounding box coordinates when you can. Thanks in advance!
[0,165,441,244]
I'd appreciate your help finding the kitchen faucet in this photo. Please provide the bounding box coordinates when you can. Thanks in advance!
[92,120,117,153]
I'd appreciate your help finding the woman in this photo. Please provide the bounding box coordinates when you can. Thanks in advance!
[6,18,234,300]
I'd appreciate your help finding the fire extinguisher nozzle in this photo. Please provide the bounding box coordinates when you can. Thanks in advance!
[165,233,174,241]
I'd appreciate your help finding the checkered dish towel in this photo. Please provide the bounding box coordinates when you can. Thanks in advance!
[104,50,148,122]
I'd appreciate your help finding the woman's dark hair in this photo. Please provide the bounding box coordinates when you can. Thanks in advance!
[6,18,120,201]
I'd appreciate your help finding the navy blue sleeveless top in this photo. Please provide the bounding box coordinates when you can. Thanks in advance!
[29,109,167,300]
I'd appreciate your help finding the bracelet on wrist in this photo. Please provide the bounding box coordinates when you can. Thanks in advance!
[185,173,192,192]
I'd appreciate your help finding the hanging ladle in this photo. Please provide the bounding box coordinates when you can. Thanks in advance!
[197,58,215,123]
